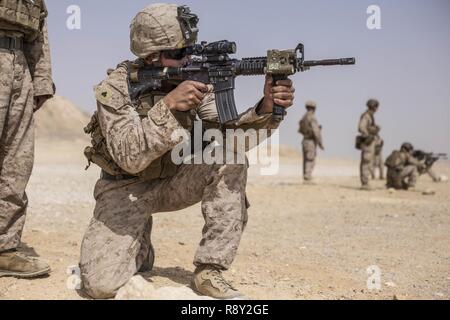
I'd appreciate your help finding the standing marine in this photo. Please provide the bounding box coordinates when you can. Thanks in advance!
[0,0,54,278]
[79,4,296,300]
[298,100,323,183]
[356,99,380,190]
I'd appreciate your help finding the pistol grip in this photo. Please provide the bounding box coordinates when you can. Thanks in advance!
[272,75,287,121]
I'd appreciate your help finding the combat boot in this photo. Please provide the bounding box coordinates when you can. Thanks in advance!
[139,243,155,273]
[361,184,372,191]
[139,217,155,273]
[192,265,242,300]
[0,250,51,278]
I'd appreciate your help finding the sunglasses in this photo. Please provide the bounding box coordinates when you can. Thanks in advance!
[162,48,189,60]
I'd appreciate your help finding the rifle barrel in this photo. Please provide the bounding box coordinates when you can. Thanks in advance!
[235,56,356,76]
[303,58,356,67]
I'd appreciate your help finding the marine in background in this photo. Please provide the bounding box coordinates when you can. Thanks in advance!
[356,99,380,190]
[298,100,324,183]
[385,143,425,190]
[412,150,448,183]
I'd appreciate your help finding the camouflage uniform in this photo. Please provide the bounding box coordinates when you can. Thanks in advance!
[299,107,323,181]
[371,135,384,180]
[385,150,422,190]
[426,167,440,182]
[79,60,281,298]
[358,110,378,187]
[0,0,54,253]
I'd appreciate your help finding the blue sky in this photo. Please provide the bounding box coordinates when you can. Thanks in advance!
[45,0,450,158]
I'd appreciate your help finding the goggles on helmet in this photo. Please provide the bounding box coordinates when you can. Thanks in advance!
[177,6,199,45]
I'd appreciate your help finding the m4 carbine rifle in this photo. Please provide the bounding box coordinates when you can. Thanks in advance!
[413,150,448,173]
[129,41,355,124]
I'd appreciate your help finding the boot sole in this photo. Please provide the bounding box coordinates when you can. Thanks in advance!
[0,267,51,279]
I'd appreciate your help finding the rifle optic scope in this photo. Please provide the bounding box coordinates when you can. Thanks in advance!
[188,40,237,56]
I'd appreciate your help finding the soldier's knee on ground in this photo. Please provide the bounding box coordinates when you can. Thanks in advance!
[81,272,126,299]
[80,258,135,299]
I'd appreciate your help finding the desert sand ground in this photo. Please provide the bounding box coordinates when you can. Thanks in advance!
[1,98,449,300]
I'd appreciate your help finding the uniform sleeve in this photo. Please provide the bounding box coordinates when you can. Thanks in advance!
[25,17,55,97]
[406,154,423,167]
[96,68,184,174]
[358,113,371,137]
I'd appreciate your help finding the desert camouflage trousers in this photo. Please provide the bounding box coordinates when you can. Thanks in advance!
[302,139,317,181]
[371,153,384,180]
[80,162,249,299]
[386,165,418,190]
[0,49,35,252]
[360,140,376,186]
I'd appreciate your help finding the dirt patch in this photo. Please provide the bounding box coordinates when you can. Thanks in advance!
[1,138,449,300]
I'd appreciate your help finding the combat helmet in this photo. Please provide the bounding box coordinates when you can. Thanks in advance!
[130,4,199,58]
[305,100,317,109]
[401,142,414,153]
[367,99,380,110]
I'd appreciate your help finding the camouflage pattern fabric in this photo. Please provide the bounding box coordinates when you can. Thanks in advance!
[80,162,249,299]
[358,110,377,186]
[79,62,280,299]
[372,152,385,180]
[0,3,53,252]
[0,50,34,252]
[302,139,316,181]
[371,136,384,179]
[130,4,197,58]
[385,150,422,189]
[299,110,322,181]
[386,165,419,190]
[426,167,440,182]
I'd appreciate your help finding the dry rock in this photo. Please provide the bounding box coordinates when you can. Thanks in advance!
[115,276,214,300]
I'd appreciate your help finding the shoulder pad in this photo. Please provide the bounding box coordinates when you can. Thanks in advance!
[94,64,131,108]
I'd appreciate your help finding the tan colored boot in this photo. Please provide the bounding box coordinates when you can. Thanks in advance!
[361,184,372,191]
[0,250,51,278]
[192,265,242,300]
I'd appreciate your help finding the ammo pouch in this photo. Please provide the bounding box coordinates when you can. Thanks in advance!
[355,135,365,150]
[0,0,46,34]
[83,111,128,177]
[83,112,181,181]
[355,135,375,150]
